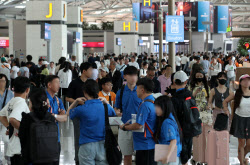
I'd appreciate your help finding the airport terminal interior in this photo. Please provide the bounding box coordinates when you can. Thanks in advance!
[0,0,250,165]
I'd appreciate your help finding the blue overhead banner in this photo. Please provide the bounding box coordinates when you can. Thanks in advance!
[133,3,140,22]
[197,1,210,32]
[166,16,184,42]
[138,40,143,46]
[218,6,229,33]
[142,0,152,7]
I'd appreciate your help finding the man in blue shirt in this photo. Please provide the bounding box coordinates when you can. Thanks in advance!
[200,55,210,74]
[45,75,67,165]
[120,77,157,165]
[67,79,116,165]
[114,66,142,165]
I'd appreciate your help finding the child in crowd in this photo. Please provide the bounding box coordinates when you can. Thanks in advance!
[98,78,116,107]
[155,95,182,165]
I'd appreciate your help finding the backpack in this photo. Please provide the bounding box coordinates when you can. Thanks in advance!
[29,112,59,164]
[182,97,202,137]
[72,62,80,79]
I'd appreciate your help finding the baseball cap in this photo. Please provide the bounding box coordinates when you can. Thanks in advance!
[99,67,109,73]
[1,57,6,63]
[240,74,250,81]
[174,71,188,83]
[42,61,49,65]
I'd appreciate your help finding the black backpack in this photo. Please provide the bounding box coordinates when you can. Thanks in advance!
[29,112,59,164]
[72,62,80,79]
[104,104,122,165]
[182,97,202,137]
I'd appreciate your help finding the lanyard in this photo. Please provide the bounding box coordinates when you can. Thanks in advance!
[49,96,60,114]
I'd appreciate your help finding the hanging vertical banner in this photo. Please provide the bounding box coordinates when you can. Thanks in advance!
[166,16,184,42]
[142,0,152,7]
[217,6,228,33]
[197,1,210,32]
[132,3,140,22]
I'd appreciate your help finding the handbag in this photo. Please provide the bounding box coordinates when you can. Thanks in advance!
[214,113,228,131]
[104,104,122,165]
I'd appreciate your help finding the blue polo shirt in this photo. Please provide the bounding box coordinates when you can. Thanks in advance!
[159,113,182,157]
[46,91,65,142]
[133,95,156,151]
[69,99,116,145]
[114,85,142,124]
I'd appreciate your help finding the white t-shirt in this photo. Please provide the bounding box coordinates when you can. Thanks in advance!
[181,56,188,65]
[235,96,250,117]
[225,64,236,78]
[0,63,11,80]
[128,61,140,69]
[58,69,72,88]
[49,67,55,75]
[0,97,29,157]
[175,56,181,66]
[10,66,19,79]
[139,69,147,77]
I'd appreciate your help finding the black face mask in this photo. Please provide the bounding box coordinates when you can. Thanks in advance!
[218,79,227,85]
[196,78,203,82]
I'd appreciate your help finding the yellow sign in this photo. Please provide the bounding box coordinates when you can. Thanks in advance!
[81,10,84,22]
[136,22,138,31]
[63,4,66,18]
[143,0,151,7]
[46,3,53,18]
[123,22,130,31]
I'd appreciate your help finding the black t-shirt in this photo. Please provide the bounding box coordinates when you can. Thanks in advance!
[67,77,85,100]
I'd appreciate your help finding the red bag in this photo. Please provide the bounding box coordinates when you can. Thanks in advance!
[205,130,229,165]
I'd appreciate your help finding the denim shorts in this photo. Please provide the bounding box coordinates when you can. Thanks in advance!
[157,157,181,165]
[78,140,108,165]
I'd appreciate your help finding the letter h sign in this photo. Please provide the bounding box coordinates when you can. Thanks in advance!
[143,0,152,7]
[123,22,130,31]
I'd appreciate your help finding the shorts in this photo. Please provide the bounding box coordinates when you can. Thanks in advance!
[118,129,134,155]
[228,77,235,81]
[157,157,181,165]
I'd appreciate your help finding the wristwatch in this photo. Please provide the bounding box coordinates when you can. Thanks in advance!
[122,125,127,131]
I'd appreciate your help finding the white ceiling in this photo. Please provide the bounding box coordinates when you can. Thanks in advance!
[0,0,249,30]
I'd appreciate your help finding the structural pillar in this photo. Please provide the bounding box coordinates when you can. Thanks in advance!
[168,0,176,72]
[26,0,67,63]
[67,6,83,63]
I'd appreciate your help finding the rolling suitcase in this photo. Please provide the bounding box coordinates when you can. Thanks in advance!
[205,130,229,165]
[192,124,213,164]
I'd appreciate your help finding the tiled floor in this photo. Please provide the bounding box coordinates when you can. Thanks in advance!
[0,119,248,165]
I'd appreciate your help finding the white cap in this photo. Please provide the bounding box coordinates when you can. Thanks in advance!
[42,61,49,65]
[174,71,188,83]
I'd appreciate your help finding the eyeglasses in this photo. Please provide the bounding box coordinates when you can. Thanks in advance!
[105,83,113,87]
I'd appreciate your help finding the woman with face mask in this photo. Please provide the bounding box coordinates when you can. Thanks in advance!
[189,70,210,112]
[208,72,233,125]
